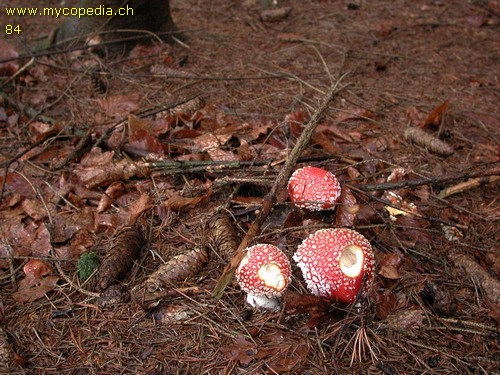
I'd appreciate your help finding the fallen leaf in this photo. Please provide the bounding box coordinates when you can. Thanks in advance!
[0,39,19,76]
[374,290,398,320]
[126,193,152,225]
[12,275,59,303]
[97,182,126,213]
[424,99,449,128]
[378,253,403,279]
[23,259,53,278]
[98,93,140,118]
[164,192,208,211]
[220,336,257,366]
[335,187,358,227]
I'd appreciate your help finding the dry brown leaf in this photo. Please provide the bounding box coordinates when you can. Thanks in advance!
[283,290,331,325]
[220,336,257,366]
[0,39,19,77]
[98,93,140,118]
[424,99,449,128]
[97,182,126,213]
[98,226,144,291]
[75,159,150,189]
[12,275,59,303]
[337,107,375,122]
[23,259,53,279]
[164,192,208,211]
[20,198,48,221]
[80,147,115,167]
[335,187,358,227]
[378,253,403,280]
[374,290,399,320]
[125,193,152,225]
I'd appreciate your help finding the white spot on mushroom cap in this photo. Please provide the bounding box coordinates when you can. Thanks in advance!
[288,167,341,211]
[293,228,374,302]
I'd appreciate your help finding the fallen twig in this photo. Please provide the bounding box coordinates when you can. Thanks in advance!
[212,74,350,299]
[356,164,499,191]
[438,175,500,199]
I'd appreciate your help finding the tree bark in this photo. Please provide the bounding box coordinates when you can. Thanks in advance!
[54,0,178,48]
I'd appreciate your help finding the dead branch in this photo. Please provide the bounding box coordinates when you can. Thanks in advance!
[212,75,350,299]
[438,175,500,199]
[356,164,499,192]
[448,250,500,304]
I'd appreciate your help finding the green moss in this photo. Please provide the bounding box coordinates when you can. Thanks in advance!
[77,252,100,280]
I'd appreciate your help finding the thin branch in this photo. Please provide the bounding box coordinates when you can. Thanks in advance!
[212,74,350,299]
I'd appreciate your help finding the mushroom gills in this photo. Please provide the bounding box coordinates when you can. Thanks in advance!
[257,262,287,291]
[339,245,364,278]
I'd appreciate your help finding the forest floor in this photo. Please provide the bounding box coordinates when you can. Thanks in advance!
[1,0,499,374]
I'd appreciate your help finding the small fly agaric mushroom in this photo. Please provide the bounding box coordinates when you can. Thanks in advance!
[236,244,291,310]
[287,166,341,211]
[293,228,374,303]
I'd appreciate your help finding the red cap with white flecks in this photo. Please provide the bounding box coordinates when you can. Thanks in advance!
[293,228,374,303]
[287,166,341,211]
[236,244,291,298]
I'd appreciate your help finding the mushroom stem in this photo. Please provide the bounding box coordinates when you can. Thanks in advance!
[246,294,281,311]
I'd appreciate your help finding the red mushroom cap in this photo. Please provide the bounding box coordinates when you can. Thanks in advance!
[293,228,374,303]
[236,244,291,300]
[287,166,341,211]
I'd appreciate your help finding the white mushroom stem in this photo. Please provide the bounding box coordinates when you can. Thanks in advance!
[246,294,281,311]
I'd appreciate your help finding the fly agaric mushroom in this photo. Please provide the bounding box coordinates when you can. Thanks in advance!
[287,166,341,211]
[293,228,374,303]
[236,244,291,310]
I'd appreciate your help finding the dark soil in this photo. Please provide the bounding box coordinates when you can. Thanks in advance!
[1,0,499,374]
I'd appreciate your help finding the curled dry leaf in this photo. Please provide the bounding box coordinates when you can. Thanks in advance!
[404,127,453,156]
[23,259,53,278]
[282,290,331,326]
[145,246,208,292]
[97,226,144,291]
[97,182,126,213]
[164,192,209,211]
[378,253,403,280]
[97,93,140,118]
[75,159,150,189]
[207,213,239,260]
[220,336,257,366]
[125,193,152,225]
[0,39,19,77]
[12,275,59,303]
[334,186,358,227]
[424,99,449,128]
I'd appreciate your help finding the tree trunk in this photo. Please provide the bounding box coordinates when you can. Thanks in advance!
[54,0,178,48]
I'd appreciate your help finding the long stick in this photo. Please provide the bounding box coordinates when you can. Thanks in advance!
[212,75,350,299]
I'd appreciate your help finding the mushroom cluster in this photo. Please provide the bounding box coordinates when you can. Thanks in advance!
[235,166,375,309]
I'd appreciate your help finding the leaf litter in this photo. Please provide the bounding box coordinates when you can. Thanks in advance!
[0,1,499,374]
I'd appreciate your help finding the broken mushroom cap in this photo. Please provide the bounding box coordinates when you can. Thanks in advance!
[287,166,341,211]
[293,228,374,303]
[236,244,291,310]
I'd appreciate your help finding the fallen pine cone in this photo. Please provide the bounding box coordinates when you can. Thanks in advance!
[404,127,454,156]
[98,226,145,291]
